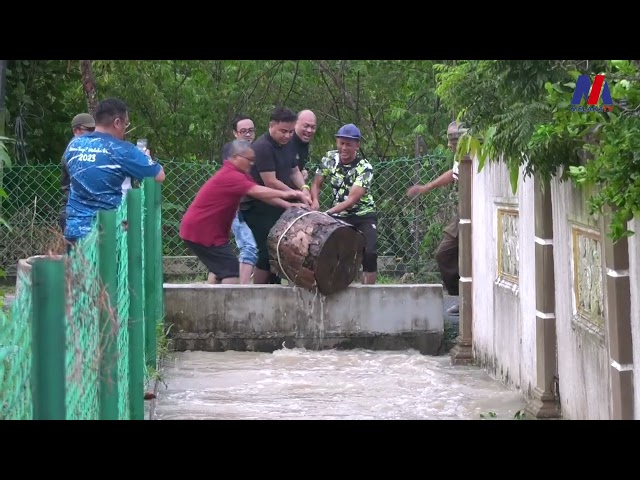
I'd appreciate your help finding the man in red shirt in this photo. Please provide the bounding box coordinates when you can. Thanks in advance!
[180,140,307,284]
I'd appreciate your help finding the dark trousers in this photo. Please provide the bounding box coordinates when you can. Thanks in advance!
[435,224,459,296]
[242,201,284,283]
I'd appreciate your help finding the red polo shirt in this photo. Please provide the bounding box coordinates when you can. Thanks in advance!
[180,161,256,247]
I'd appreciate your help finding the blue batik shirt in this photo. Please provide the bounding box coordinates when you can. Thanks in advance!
[63,131,162,240]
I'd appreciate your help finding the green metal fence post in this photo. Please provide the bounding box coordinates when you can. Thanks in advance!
[98,209,119,420]
[127,189,144,420]
[31,257,66,420]
[143,180,158,371]
[155,182,164,328]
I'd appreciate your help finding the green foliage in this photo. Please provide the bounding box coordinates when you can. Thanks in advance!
[560,61,640,240]
[4,60,454,165]
[434,59,640,241]
[5,60,84,164]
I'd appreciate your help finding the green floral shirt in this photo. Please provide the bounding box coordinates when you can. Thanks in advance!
[316,150,376,217]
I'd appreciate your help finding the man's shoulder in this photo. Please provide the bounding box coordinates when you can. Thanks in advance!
[252,133,271,147]
[322,150,338,162]
[357,156,374,170]
[217,162,254,181]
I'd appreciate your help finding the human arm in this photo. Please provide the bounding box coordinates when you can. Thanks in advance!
[310,173,324,211]
[290,166,312,204]
[120,144,165,183]
[247,184,307,208]
[253,141,297,193]
[326,185,367,215]
[310,152,336,211]
[326,161,373,216]
[406,167,456,197]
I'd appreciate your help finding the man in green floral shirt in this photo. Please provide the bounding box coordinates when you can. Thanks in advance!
[310,123,378,284]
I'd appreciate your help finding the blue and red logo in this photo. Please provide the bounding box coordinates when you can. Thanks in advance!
[571,74,614,112]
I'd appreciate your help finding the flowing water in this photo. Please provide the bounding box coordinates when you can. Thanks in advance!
[152,348,526,420]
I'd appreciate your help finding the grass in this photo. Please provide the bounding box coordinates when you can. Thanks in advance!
[144,319,175,391]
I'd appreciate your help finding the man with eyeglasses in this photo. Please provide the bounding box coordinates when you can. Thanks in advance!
[58,113,96,232]
[219,114,259,284]
[62,97,165,245]
[181,140,308,285]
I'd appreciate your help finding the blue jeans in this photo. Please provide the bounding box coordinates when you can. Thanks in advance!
[231,211,258,266]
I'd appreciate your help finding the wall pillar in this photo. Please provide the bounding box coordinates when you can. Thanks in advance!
[603,208,634,419]
[450,154,473,365]
[525,177,561,419]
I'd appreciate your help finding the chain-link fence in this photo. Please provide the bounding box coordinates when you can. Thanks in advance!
[0,184,161,419]
[0,154,458,284]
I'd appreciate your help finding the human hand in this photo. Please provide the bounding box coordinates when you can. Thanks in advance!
[296,189,312,206]
[311,199,320,211]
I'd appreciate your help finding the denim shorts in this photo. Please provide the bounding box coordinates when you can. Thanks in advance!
[231,211,258,266]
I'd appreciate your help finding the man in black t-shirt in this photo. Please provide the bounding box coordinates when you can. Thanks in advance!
[289,109,317,181]
[241,107,312,284]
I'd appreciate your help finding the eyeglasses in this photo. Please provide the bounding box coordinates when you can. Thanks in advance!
[238,128,255,136]
[79,126,95,132]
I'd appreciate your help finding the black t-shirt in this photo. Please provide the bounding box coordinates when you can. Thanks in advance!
[289,132,310,171]
[240,133,297,209]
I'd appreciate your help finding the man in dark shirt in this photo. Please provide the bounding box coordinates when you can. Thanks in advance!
[241,107,312,284]
[289,109,317,181]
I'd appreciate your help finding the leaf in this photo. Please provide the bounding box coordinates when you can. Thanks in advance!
[478,148,487,173]
[552,83,564,94]
[509,161,520,194]
[0,217,11,232]
[0,148,11,168]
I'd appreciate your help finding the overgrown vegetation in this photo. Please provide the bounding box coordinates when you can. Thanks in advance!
[434,59,640,241]
[145,320,174,392]
[4,60,455,165]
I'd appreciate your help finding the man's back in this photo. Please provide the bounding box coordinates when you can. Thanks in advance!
[63,131,161,239]
[180,162,256,247]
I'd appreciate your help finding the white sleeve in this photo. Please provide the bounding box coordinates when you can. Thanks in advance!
[452,161,459,181]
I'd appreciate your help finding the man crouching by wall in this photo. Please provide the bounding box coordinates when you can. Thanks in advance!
[179,140,309,284]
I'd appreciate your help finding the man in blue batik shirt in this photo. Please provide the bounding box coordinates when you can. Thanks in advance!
[62,97,165,243]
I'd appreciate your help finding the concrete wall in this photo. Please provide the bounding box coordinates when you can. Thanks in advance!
[164,284,444,355]
[471,159,537,398]
[471,158,625,418]
[550,179,610,419]
[629,218,640,420]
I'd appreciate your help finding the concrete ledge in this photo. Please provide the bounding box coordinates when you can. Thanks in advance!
[163,284,444,355]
